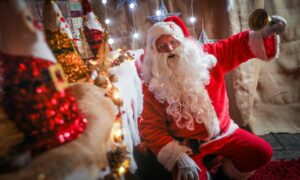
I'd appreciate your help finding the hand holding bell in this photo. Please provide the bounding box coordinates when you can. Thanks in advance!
[249,9,287,37]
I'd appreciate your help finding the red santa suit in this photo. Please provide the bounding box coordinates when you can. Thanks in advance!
[139,16,279,179]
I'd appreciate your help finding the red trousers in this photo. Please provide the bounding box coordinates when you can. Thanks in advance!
[174,128,273,180]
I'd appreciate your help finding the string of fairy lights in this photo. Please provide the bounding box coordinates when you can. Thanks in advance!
[98,0,202,47]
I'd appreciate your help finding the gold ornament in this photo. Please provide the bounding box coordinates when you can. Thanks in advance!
[45,30,90,83]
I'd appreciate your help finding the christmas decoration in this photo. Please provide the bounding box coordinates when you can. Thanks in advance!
[88,37,138,178]
[0,0,88,157]
[0,54,87,155]
[198,19,216,44]
[43,0,90,83]
[147,1,181,23]
[198,19,210,45]
[115,0,137,10]
[81,0,106,58]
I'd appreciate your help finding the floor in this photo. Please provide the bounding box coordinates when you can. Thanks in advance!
[128,133,300,180]
[261,133,300,160]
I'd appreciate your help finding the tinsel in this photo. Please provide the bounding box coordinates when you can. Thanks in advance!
[45,30,90,83]
[0,54,87,155]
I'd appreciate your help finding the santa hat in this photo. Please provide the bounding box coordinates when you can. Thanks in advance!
[147,16,190,45]
[81,0,104,31]
[81,0,93,15]
[43,0,73,38]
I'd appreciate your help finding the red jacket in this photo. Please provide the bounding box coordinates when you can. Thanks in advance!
[139,31,277,155]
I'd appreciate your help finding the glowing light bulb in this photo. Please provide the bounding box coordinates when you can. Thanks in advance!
[105,18,110,24]
[133,32,139,39]
[112,90,120,99]
[129,2,135,9]
[189,16,196,23]
[114,129,123,139]
[155,10,161,16]
[108,38,114,44]
[102,0,107,5]
[118,166,126,175]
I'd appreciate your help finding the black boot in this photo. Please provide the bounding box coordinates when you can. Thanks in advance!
[213,167,231,180]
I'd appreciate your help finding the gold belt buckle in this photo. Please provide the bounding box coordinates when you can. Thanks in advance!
[48,63,69,91]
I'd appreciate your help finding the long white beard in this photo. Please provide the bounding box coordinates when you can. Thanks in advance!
[143,38,217,131]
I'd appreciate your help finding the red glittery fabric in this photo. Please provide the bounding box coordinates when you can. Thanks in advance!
[84,26,105,57]
[0,53,87,155]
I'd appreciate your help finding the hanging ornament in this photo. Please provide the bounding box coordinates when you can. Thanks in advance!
[147,1,181,23]
[43,0,90,83]
[81,0,107,59]
[115,0,137,10]
[198,19,211,44]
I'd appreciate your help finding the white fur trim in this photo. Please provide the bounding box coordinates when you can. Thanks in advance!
[147,22,184,45]
[84,12,104,31]
[249,31,280,61]
[109,59,143,172]
[157,141,191,171]
[222,158,254,180]
[274,35,280,58]
[202,112,220,140]
[249,31,267,60]
[33,31,57,63]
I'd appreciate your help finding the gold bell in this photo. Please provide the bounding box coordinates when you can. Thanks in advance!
[248,9,273,31]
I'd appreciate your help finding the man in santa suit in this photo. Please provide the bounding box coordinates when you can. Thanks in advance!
[138,15,286,180]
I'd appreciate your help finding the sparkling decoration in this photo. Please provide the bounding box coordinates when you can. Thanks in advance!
[111,49,134,67]
[79,27,94,60]
[102,0,107,5]
[45,30,90,83]
[0,54,87,155]
[189,16,196,23]
[87,37,134,178]
[147,1,181,22]
[108,37,114,45]
[115,0,137,10]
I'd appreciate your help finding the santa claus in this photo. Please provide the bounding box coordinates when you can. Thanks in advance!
[139,16,286,180]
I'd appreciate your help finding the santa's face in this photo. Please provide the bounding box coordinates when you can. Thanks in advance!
[155,35,180,53]
[143,36,217,130]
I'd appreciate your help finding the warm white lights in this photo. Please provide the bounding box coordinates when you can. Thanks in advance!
[129,2,135,9]
[189,16,196,23]
[133,32,139,39]
[108,38,114,44]
[155,10,161,16]
[102,0,107,5]
[105,18,110,24]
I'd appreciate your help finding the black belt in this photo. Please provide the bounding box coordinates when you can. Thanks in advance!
[174,137,205,154]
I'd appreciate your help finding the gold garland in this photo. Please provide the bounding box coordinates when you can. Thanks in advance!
[88,33,133,179]
[45,30,90,83]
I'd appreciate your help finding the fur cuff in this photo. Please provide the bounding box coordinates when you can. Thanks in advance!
[248,31,280,61]
[157,141,191,171]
